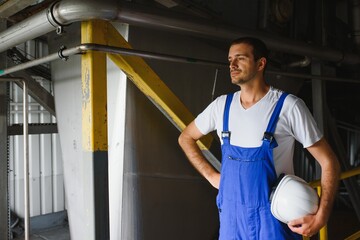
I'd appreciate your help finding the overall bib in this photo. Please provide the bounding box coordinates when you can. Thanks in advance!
[217,92,302,240]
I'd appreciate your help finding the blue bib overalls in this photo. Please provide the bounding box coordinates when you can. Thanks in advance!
[216,93,302,240]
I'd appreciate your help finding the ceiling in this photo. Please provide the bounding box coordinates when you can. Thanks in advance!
[1,0,360,126]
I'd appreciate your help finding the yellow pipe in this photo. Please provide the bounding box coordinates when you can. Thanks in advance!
[317,186,328,240]
[309,166,360,188]
[340,166,360,180]
[345,230,360,240]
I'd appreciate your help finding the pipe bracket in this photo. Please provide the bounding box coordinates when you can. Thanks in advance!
[56,26,64,35]
[58,46,69,61]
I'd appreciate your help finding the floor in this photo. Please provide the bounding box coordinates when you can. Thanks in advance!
[13,225,70,240]
[10,209,360,240]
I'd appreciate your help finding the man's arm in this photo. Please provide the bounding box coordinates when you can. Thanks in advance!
[288,137,340,237]
[178,121,220,189]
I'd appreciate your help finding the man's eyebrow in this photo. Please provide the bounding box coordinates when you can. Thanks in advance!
[228,53,249,59]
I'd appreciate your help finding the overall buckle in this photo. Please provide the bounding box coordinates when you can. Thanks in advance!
[263,132,274,142]
[221,131,231,139]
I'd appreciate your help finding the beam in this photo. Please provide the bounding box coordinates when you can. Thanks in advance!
[8,123,58,135]
[0,0,39,19]
[92,20,219,169]
[10,71,56,116]
[81,20,109,239]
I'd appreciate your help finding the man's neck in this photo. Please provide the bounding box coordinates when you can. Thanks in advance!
[239,83,270,109]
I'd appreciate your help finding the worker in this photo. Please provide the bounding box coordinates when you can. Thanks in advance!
[178,37,340,239]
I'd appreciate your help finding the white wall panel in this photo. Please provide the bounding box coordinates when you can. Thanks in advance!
[9,79,65,218]
[52,133,65,212]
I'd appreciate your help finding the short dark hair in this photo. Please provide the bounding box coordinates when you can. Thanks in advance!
[230,37,269,61]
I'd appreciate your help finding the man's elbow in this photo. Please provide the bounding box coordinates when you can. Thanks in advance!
[178,132,185,147]
[178,130,191,149]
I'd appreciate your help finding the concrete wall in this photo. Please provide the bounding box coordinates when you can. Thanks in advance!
[121,26,234,240]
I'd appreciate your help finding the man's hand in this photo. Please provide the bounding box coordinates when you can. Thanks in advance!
[287,213,324,237]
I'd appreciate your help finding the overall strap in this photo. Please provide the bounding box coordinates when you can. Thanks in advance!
[263,92,288,148]
[222,93,234,142]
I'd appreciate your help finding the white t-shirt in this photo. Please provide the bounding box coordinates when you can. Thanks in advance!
[195,87,323,175]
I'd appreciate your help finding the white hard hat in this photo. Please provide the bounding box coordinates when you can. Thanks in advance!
[270,174,319,223]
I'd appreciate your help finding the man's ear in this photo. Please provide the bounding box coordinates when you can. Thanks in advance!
[258,57,267,71]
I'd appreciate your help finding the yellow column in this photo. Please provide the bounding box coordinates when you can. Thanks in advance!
[81,20,109,239]
[81,20,108,152]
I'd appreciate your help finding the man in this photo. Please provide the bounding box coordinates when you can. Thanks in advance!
[178,37,340,239]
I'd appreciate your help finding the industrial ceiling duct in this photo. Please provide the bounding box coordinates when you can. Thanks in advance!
[0,0,359,65]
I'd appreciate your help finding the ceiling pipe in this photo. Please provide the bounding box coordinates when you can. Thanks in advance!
[351,0,360,50]
[1,43,359,84]
[287,56,311,68]
[0,0,119,52]
[0,0,359,65]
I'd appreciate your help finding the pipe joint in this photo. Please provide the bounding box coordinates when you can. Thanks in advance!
[46,1,63,28]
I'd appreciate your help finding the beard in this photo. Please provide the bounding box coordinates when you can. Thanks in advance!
[230,70,257,86]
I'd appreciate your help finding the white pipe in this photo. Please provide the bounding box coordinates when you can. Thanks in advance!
[0,9,55,53]
[0,0,119,53]
[22,80,29,240]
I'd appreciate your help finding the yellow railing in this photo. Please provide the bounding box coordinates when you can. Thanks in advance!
[302,166,360,240]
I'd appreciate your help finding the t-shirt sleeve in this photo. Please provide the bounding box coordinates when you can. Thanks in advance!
[287,97,323,148]
[194,95,225,135]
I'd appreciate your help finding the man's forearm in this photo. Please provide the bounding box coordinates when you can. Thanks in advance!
[317,157,340,224]
[178,130,220,188]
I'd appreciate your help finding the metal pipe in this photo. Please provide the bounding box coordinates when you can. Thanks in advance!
[1,43,360,84]
[0,46,83,76]
[78,43,226,66]
[267,70,360,84]
[23,80,29,240]
[0,8,55,53]
[0,77,30,240]
[115,2,360,65]
[0,43,226,77]
[287,56,311,68]
[0,0,119,53]
[0,0,359,65]
[351,0,360,49]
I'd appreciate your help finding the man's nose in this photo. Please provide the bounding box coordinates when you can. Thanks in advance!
[229,60,236,69]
